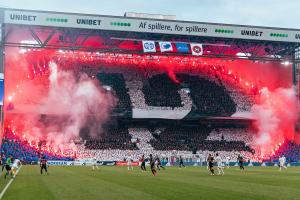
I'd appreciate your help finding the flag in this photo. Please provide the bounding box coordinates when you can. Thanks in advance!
[142,40,156,52]
[190,43,203,56]
[159,41,173,52]
[175,43,189,53]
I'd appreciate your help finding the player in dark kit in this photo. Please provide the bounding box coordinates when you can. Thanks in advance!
[149,154,156,176]
[140,154,146,171]
[237,154,245,171]
[4,156,13,179]
[1,154,6,171]
[179,156,186,168]
[40,156,48,175]
[207,154,215,175]
[156,157,165,170]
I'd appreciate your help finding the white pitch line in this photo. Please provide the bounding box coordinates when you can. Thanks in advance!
[0,165,22,200]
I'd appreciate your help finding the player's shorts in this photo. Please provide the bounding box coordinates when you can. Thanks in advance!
[208,162,213,168]
[279,163,285,167]
[41,164,47,170]
[239,161,244,166]
[150,163,155,170]
[5,165,11,171]
[12,164,18,169]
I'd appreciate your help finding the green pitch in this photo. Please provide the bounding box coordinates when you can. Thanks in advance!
[1,166,300,200]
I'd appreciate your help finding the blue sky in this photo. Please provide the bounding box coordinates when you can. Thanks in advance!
[1,0,300,28]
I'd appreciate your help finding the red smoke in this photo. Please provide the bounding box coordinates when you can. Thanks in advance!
[251,87,299,159]
[4,48,115,154]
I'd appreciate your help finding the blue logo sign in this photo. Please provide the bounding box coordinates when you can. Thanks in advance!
[175,43,189,53]
[162,43,171,49]
[144,42,155,50]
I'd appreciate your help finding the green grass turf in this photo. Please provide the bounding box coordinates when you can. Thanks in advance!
[1,166,300,200]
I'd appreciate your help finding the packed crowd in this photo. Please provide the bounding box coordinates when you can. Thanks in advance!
[177,74,237,116]
[96,73,131,112]
[77,126,257,162]
[84,127,137,150]
[0,64,264,163]
[150,126,253,153]
[150,126,211,151]
[206,128,254,145]
[7,124,299,163]
[142,74,182,108]
[128,128,154,150]
[193,140,252,152]
[1,129,73,163]
[92,64,255,116]
[271,142,300,162]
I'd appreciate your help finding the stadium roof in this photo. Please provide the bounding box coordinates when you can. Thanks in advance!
[1,8,300,43]
[1,8,300,62]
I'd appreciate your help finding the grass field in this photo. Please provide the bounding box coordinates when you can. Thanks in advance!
[1,166,300,200]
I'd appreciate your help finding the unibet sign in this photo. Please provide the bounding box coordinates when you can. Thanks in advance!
[3,9,300,43]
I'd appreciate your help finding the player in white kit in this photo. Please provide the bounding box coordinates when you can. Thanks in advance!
[12,158,21,175]
[92,157,99,171]
[215,153,224,175]
[127,157,133,170]
[225,156,230,168]
[279,155,287,171]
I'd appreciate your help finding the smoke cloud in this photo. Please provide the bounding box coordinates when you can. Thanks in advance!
[251,87,299,158]
[6,60,115,153]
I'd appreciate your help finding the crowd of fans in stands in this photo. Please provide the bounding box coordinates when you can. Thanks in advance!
[142,74,182,108]
[97,73,131,112]
[84,127,137,150]
[177,74,237,116]
[1,129,73,163]
[3,124,300,163]
[272,142,300,162]
[78,126,258,162]
[90,63,254,116]
[4,64,300,163]
[150,126,253,153]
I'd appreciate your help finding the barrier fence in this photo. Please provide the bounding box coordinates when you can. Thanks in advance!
[46,160,300,167]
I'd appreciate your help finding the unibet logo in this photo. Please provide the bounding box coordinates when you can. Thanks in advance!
[10,14,37,21]
[77,19,101,26]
